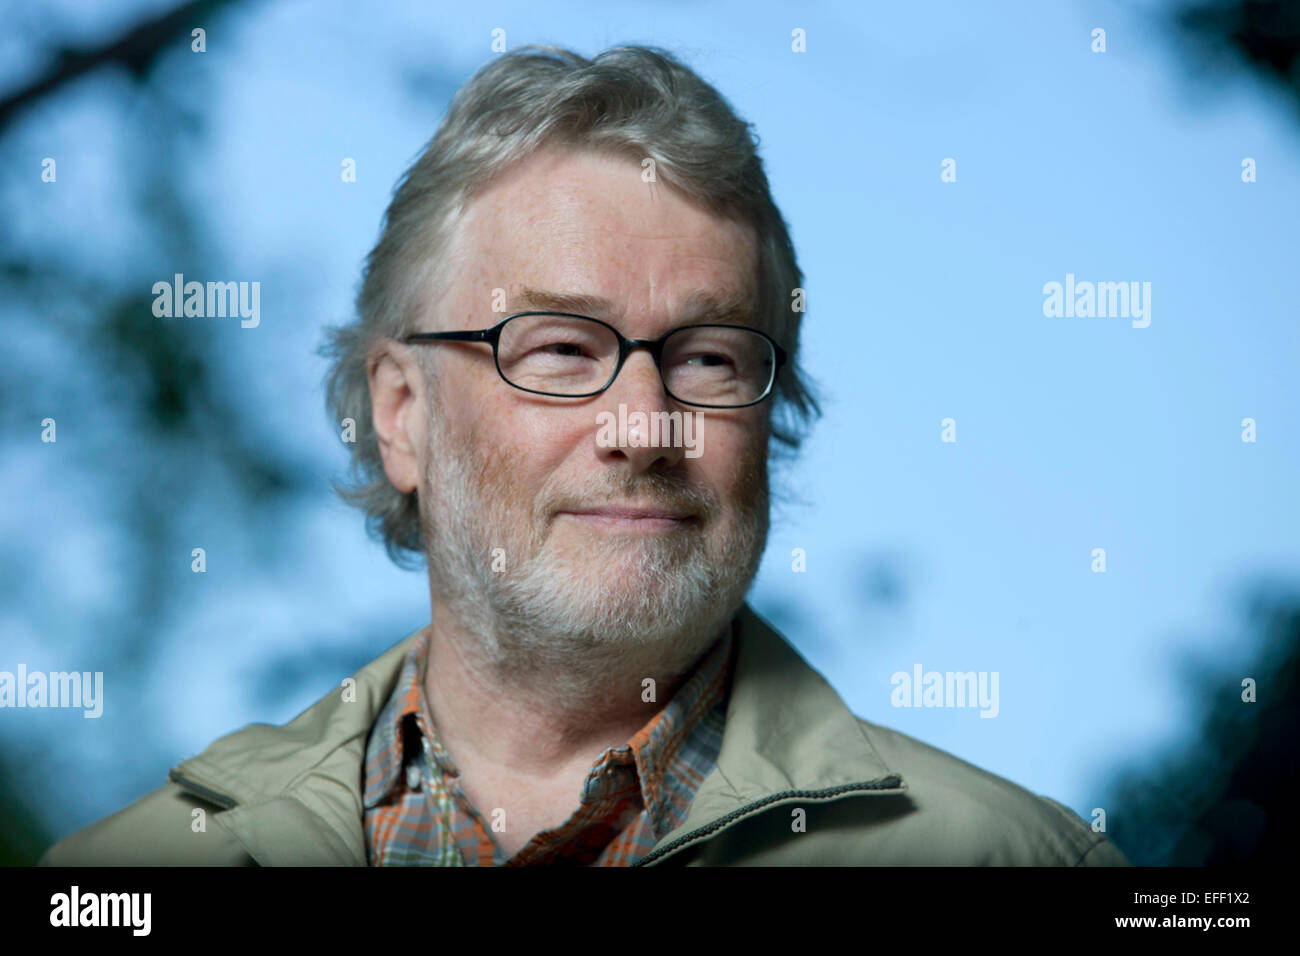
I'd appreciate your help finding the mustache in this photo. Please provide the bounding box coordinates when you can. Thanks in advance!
[546,471,718,521]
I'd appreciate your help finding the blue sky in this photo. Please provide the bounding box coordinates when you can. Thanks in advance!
[4,0,1298,840]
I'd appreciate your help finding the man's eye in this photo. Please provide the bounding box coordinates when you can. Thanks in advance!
[683,352,733,367]
[540,342,591,358]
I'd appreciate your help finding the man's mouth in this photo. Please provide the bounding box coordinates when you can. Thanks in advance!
[556,506,697,532]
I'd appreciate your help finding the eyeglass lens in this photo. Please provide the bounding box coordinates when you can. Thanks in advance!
[496,314,774,405]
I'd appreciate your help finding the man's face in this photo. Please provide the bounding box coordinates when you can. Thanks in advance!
[412,146,770,671]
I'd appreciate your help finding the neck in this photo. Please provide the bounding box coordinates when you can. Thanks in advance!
[421,597,728,779]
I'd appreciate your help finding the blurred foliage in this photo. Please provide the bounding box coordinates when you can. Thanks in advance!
[1107,595,1300,865]
[0,0,303,864]
[0,750,49,865]
[1172,0,1300,114]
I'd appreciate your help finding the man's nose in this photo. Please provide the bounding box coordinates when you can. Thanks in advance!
[593,350,686,470]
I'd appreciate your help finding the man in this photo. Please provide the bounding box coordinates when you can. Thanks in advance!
[40,45,1127,866]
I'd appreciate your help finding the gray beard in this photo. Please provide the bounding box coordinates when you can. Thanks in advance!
[419,413,768,699]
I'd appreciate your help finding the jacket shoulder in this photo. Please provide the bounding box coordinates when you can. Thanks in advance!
[40,628,422,868]
[39,783,255,866]
[855,717,1130,866]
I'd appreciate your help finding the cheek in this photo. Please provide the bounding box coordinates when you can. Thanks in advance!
[472,400,583,497]
[505,403,587,471]
[520,404,589,451]
[696,415,768,508]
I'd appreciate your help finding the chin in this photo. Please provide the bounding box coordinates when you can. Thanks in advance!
[496,554,714,644]
[558,524,707,572]
[488,518,758,649]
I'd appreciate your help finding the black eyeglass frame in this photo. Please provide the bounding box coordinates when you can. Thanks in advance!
[403,311,788,409]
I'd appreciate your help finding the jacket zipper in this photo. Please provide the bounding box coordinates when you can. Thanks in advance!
[632,774,905,867]
[168,769,240,811]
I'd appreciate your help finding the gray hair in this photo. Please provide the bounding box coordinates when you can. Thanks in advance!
[321,44,820,569]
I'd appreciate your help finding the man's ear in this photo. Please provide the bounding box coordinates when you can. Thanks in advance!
[368,343,426,495]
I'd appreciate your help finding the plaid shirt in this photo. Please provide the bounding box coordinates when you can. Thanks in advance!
[362,623,734,866]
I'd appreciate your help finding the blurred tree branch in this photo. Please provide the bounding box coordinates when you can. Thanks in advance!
[0,0,241,133]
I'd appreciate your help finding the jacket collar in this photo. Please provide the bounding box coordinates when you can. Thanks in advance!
[170,603,907,866]
[635,603,906,864]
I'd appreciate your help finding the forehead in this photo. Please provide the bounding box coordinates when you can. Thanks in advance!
[450,146,760,322]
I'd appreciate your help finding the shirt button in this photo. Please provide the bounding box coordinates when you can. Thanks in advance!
[406,764,422,791]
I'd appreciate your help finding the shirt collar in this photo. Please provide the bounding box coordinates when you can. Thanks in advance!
[625,627,733,838]
[362,622,734,838]
[361,627,427,810]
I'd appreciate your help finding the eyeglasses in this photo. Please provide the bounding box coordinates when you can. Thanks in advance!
[404,311,786,408]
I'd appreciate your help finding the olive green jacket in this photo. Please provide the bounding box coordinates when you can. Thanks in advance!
[39,604,1129,866]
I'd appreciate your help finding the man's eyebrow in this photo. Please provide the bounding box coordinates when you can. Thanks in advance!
[679,288,758,325]
[516,288,616,316]
[515,287,759,325]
